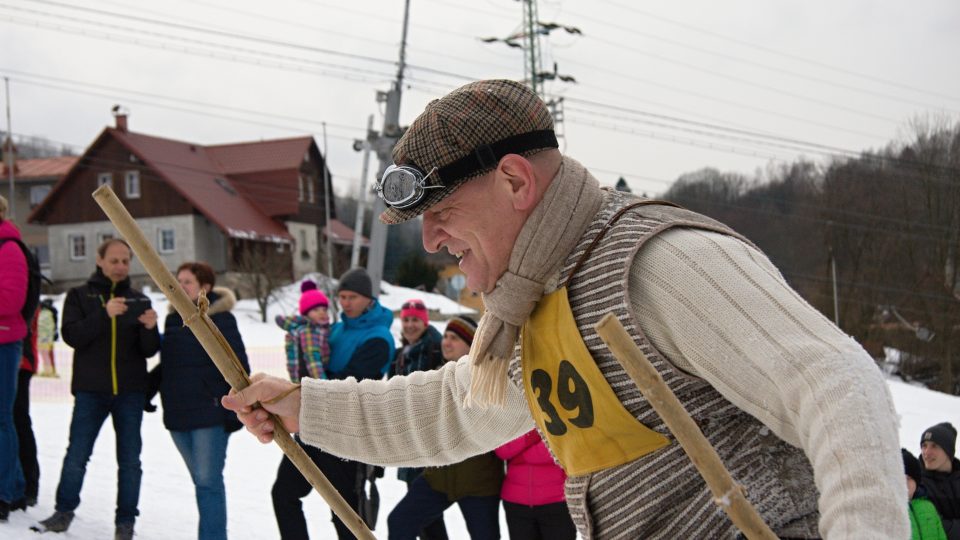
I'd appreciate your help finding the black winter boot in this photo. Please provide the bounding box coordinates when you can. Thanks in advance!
[115,521,135,540]
[0,500,9,522]
[31,510,75,533]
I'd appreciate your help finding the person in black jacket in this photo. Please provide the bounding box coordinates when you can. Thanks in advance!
[155,261,249,540]
[35,239,160,540]
[920,422,960,540]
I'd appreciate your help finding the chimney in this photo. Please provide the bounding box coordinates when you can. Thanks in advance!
[112,105,129,132]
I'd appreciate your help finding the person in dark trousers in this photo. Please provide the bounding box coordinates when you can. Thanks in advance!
[495,429,574,540]
[15,310,41,511]
[0,194,29,522]
[271,268,394,540]
[224,80,907,538]
[388,316,503,540]
[35,239,160,540]
[155,262,250,540]
[387,298,448,540]
[920,423,960,539]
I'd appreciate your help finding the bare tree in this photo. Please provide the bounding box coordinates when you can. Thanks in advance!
[231,239,292,323]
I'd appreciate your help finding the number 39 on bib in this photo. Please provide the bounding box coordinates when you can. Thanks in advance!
[520,287,669,476]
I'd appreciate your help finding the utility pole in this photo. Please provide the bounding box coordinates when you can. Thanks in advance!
[481,1,578,138]
[4,77,14,221]
[321,122,335,284]
[521,0,543,96]
[350,114,374,269]
[365,0,411,297]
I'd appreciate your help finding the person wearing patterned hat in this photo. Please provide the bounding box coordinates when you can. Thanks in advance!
[225,79,906,539]
[388,314,503,540]
[920,422,960,538]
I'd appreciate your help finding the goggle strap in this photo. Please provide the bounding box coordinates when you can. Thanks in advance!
[436,129,558,186]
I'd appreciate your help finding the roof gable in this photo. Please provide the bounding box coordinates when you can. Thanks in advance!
[29,128,294,242]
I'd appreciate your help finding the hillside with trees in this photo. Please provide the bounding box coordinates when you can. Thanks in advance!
[664,118,960,394]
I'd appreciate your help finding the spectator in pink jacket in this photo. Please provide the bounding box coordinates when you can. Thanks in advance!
[494,430,576,540]
[1,194,29,521]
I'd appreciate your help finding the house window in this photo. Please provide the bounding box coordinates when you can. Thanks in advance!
[298,175,304,202]
[307,177,314,203]
[97,172,112,188]
[29,185,51,207]
[97,232,115,246]
[68,234,86,261]
[125,170,141,198]
[158,228,175,253]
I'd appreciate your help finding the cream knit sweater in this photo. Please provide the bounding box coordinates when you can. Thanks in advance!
[300,228,908,538]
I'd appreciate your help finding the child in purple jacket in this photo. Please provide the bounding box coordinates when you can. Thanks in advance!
[495,429,576,540]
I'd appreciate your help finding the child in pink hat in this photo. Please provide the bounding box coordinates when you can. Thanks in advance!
[275,280,330,381]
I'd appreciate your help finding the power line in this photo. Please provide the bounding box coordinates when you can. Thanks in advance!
[563,5,960,116]
[596,0,960,106]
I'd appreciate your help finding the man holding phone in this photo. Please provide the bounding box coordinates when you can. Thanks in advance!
[35,238,160,540]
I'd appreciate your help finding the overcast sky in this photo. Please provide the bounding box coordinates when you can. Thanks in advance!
[2,0,959,200]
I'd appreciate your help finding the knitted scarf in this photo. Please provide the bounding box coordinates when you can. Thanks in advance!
[466,155,604,407]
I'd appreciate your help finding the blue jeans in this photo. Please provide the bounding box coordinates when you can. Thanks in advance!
[388,475,500,540]
[170,426,230,540]
[55,391,145,524]
[0,341,25,503]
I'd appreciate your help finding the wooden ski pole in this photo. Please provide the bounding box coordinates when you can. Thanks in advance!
[594,313,778,540]
[92,185,375,540]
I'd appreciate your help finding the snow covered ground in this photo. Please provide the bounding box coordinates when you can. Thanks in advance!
[3,279,958,539]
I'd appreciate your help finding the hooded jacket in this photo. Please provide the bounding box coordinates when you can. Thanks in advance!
[495,429,566,506]
[62,268,161,395]
[327,299,395,380]
[158,287,250,432]
[0,219,28,345]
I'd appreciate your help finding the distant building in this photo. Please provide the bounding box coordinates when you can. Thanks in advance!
[28,112,365,290]
[1,146,78,275]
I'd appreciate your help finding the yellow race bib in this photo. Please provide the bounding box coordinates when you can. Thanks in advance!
[521,287,670,476]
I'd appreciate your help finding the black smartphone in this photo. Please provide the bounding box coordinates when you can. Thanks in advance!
[124,297,152,317]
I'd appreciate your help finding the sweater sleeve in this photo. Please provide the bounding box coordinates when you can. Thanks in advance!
[627,227,908,538]
[299,355,536,466]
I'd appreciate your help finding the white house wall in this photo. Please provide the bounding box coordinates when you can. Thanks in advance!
[287,221,318,279]
[192,214,227,272]
[48,215,199,284]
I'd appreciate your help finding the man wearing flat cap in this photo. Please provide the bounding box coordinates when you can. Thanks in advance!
[225,79,907,538]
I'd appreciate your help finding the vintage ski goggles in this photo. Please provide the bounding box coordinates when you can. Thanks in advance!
[376,129,560,210]
[375,164,442,209]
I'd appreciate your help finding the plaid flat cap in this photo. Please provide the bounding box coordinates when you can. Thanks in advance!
[380,79,558,224]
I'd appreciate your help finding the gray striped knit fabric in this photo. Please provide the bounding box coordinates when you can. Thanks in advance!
[509,189,820,539]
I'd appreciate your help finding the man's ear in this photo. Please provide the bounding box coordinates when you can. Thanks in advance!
[496,154,538,211]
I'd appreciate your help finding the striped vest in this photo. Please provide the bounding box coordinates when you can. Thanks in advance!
[509,189,820,539]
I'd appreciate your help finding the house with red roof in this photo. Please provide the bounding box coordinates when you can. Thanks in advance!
[28,113,365,289]
[1,149,78,272]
